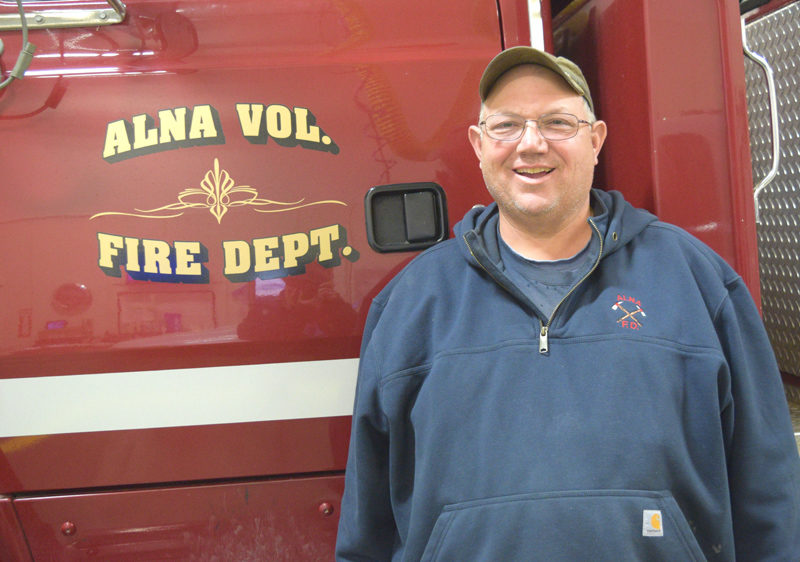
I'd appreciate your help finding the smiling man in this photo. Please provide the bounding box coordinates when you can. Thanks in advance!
[336,47,800,561]
[469,59,605,261]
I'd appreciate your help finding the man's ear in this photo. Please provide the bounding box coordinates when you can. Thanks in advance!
[468,125,484,166]
[590,120,607,165]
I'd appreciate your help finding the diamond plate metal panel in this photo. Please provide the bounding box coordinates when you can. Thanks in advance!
[745,2,800,377]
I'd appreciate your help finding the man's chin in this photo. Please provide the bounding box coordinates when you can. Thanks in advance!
[510,196,556,218]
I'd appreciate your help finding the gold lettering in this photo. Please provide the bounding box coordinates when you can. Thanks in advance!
[124,237,141,272]
[236,103,264,137]
[222,240,251,276]
[265,104,292,139]
[294,107,320,143]
[132,114,159,149]
[310,225,340,262]
[188,104,218,139]
[174,241,202,276]
[253,236,280,272]
[281,232,310,268]
[97,233,124,270]
[103,120,131,158]
[143,239,172,274]
[159,107,188,143]
[103,120,132,159]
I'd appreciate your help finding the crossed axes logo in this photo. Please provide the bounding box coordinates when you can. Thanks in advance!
[613,298,646,330]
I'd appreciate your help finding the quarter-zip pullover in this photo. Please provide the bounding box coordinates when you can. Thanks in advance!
[336,189,800,561]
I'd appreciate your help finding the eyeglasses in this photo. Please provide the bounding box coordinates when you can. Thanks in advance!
[479,113,593,142]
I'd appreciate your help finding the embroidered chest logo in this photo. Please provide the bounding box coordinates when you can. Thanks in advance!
[612,294,646,330]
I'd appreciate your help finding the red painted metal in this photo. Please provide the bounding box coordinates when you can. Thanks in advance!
[0,0,505,557]
[0,0,765,556]
[540,0,555,52]
[0,417,351,494]
[498,0,533,48]
[0,497,32,562]
[13,475,344,560]
[550,0,761,301]
[0,0,500,379]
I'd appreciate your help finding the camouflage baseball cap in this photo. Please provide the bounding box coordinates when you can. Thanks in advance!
[479,46,594,114]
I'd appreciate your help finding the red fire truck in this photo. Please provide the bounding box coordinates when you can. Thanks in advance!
[0,0,797,559]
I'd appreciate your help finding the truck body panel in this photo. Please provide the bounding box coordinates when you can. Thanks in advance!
[0,0,509,557]
[1,0,797,558]
[552,0,759,301]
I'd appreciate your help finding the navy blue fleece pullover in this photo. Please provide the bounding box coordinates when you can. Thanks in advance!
[337,189,800,561]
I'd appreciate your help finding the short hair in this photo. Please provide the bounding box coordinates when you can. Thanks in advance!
[478,97,597,125]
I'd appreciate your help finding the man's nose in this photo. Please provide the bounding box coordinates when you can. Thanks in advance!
[516,120,548,151]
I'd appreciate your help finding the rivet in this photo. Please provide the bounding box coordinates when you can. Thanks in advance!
[61,521,77,536]
[318,502,334,516]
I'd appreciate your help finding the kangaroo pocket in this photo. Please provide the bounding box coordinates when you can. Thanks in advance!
[419,489,706,561]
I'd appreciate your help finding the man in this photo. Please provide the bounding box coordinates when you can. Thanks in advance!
[336,46,800,561]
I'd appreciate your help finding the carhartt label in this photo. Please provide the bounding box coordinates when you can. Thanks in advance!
[643,510,663,537]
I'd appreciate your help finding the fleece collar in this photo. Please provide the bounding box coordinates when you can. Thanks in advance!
[454,189,657,269]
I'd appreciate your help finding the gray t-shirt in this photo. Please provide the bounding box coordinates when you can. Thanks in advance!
[498,225,600,320]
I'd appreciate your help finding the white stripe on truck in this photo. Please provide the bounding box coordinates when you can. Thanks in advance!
[0,358,359,437]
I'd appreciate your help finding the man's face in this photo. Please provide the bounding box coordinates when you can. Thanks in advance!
[468,65,606,235]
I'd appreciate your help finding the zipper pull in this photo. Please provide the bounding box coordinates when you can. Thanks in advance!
[539,325,549,354]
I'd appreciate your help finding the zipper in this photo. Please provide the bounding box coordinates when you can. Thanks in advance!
[464,232,510,290]
[539,325,549,353]
[538,218,605,354]
[464,219,605,355]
